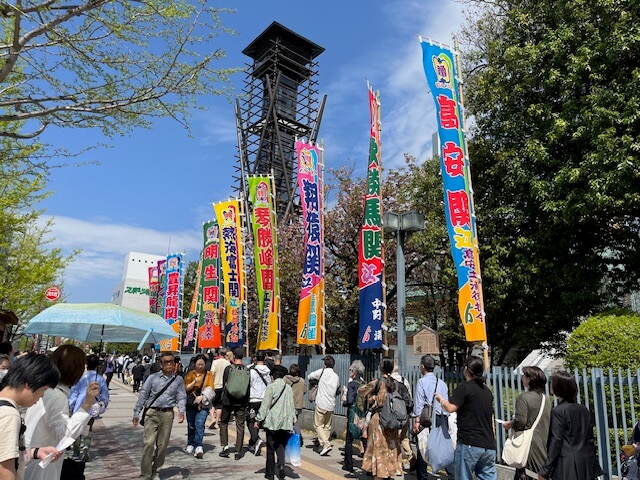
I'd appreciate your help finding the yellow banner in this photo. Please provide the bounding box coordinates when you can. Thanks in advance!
[213,199,246,347]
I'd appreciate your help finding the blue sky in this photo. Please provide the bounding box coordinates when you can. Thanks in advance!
[39,0,467,303]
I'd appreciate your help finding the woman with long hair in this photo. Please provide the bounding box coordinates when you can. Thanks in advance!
[357,357,401,480]
[537,371,602,480]
[503,366,551,479]
[24,345,99,480]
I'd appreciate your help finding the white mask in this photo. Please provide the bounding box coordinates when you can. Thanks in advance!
[0,370,7,381]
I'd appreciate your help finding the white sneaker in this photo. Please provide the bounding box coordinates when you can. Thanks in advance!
[184,445,194,455]
[319,443,332,456]
[194,446,204,458]
[254,438,263,456]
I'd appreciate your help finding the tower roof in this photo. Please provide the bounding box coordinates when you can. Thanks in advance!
[242,21,325,60]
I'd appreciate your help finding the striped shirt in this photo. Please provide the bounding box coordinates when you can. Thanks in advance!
[134,372,187,417]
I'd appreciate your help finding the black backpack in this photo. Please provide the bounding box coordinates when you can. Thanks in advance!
[396,377,414,413]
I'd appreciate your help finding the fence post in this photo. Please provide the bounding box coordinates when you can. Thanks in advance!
[592,367,613,480]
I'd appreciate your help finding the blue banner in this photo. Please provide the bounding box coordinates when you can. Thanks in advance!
[420,39,487,342]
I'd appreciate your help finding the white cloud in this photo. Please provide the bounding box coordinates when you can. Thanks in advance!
[379,0,466,168]
[40,215,202,288]
[197,105,238,146]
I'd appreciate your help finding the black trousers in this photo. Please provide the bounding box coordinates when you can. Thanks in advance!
[344,428,367,471]
[246,401,262,445]
[265,429,288,479]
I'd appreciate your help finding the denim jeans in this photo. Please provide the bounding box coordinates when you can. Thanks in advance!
[186,407,209,447]
[454,443,497,480]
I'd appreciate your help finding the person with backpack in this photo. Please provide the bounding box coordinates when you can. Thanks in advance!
[247,352,272,456]
[412,355,453,480]
[307,355,341,456]
[218,347,250,460]
[357,358,404,480]
[342,359,367,474]
[0,353,63,480]
[391,359,415,474]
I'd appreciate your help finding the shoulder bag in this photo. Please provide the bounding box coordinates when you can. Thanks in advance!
[502,394,546,468]
[186,372,208,409]
[307,369,324,403]
[139,374,178,426]
[419,379,439,428]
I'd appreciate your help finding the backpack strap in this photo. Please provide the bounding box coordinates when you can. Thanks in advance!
[0,400,25,470]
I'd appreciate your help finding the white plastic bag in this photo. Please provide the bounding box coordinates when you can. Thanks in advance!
[285,433,301,467]
[417,427,430,460]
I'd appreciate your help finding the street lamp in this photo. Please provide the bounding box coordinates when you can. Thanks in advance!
[383,210,426,373]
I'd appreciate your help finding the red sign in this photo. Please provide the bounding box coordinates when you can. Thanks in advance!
[45,286,61,301]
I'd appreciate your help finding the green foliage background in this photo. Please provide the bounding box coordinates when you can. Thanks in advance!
[566,310,640,369]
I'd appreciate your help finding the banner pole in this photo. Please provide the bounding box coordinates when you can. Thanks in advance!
[269,171,282,355]
[320,140,326,357]
[453,39,490,368]
[239,194,250,359]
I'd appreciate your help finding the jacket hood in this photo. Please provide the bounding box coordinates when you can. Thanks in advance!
[284,374,301,384]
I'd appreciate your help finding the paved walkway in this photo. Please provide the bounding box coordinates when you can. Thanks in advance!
[84,378,420,480]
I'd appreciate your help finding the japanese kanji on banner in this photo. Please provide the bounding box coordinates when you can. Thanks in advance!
[198,220,223,349]
[148,265,159,315]
[183,251,202,350]
[159,253,184,351]
[358,84,385,349]
[214,200,247,348]
[296,141,325,346]
[248,176,280,352]
[420,39,487,342]
[155,259,167,319]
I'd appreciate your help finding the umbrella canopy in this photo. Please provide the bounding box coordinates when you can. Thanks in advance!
[23,303,178,344]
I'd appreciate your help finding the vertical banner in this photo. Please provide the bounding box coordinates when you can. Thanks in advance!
[358,84,385,349]
[148,265,159,314]
[156,259,167,320]
[296,141,324,346]
[183,251,202,350]
[420,39,487,342]
[214,200,246,348]
[159,253,184,351]
[198,220,223,349]
[248,176,280,351]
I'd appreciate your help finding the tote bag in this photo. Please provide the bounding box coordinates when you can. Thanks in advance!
[427,407,454,473]
[501,394,546,468]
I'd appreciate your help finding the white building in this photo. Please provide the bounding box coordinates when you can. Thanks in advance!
[111,252,165,312]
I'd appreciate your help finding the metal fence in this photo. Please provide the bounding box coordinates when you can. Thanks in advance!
[278,354,637,480]
[486,366,640,480]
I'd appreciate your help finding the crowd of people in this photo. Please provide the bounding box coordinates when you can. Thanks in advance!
[0,339,607,480]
